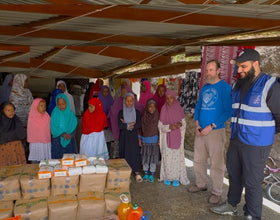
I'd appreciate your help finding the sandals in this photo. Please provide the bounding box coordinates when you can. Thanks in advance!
[135,174,143,183]
[143,174,149,182]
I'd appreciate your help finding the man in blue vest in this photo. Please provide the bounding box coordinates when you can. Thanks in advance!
[211,49,280,220]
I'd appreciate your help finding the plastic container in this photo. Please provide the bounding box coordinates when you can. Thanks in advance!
[126,203,143,220]
[140,211,151,220]
[117,194,132,220]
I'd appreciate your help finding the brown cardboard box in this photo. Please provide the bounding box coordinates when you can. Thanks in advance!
[106,159,131,190]
[20,164,50,199]
[13,198,48,220]
[77,191,105,220]
[48,195,78,220]
[104,188,130,216]
[79,173,106,193]
[20,176,50,199]
[51,175,79,196]
[0,201,14,219]
[0,166,23,202]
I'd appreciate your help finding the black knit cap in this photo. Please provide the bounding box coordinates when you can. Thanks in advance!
[230,48,260,64]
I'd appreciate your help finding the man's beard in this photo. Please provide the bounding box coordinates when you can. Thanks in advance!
[235,66,256,89]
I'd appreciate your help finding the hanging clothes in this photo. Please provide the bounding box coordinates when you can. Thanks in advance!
[178,71,201,114]
[200,46,238,89]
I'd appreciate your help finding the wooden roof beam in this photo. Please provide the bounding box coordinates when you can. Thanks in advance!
[64,46,171,65]
[0,45,30,52]
[36,47,64,60]
[0,51,29,62]
[115,61,200,78]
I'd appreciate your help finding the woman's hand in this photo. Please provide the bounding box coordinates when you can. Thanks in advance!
[62,133,71,140]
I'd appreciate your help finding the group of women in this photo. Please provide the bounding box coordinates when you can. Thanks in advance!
[0,75,189,187]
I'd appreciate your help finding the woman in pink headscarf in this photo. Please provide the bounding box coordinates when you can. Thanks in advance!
[139,80,153,106]
[153,84,166,113]
[158,90,189,187]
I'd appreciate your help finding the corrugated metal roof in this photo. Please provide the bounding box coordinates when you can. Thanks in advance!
[82,0,142,4]
[0,50,15,56]
[48,17,240,40]
[50,49,132,71]
[134,4,280,20]
[0,10,55,26]
[30,46,55,58]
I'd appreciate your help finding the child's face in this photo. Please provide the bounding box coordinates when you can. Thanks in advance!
[57,83,66,92]
[141,83,147,92]
[121,87,128,97]
[148,103,156,114]
[158,87,165,97]
[37,101,46,114]
[57,98,67,111]
[166,95,174,106]
[88,104,96,113]
[102,88,109,97]
[125,96,134,108]
[3,104,15,119]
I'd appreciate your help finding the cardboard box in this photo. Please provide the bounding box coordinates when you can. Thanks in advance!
[51,176,79,196]
[77,192,105,220]
[106,159,131,190]
[79,173,106,193]
[104,188,130,216]
[0,165,23,202]
[20,176,50,199]
[0,201,14,219]
[48,195,77,220]
[13,198,48,220]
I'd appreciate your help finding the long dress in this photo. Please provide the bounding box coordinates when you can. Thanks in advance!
[118,109,141,173]
[158,117,189,185]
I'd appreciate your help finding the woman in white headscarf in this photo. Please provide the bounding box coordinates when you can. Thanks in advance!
[9,74,33,128]
[56,80,76,114]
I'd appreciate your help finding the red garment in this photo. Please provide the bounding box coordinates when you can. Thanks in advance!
[82,98,107,134]
[89,79,102,98]
[153,84,166,113]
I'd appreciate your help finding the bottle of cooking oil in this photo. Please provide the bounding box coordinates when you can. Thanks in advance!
[117,194,132,220]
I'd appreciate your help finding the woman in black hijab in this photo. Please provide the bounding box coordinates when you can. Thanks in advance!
[0,102,26,166]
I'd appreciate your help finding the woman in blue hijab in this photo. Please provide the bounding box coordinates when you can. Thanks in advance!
[50,93,77,159]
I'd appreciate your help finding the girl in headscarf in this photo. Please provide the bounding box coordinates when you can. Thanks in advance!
[158,90,189,187]
[89,78,103,98]
[139,80,154,107]
[114,78,131,99]
[98,85,114,155]
[0,102,26,166]
[51,93,78,159]
[9,74,33,128]
[56,80,76,114]
[109,86,144,142]
[118,92,142,182]
[98,85,114,116]
[0,74,13,105]
[139,98,160,183]
[80,97,109,159]
[47,88,63,115]
[153,84,166,113]
[27,98,51,163]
